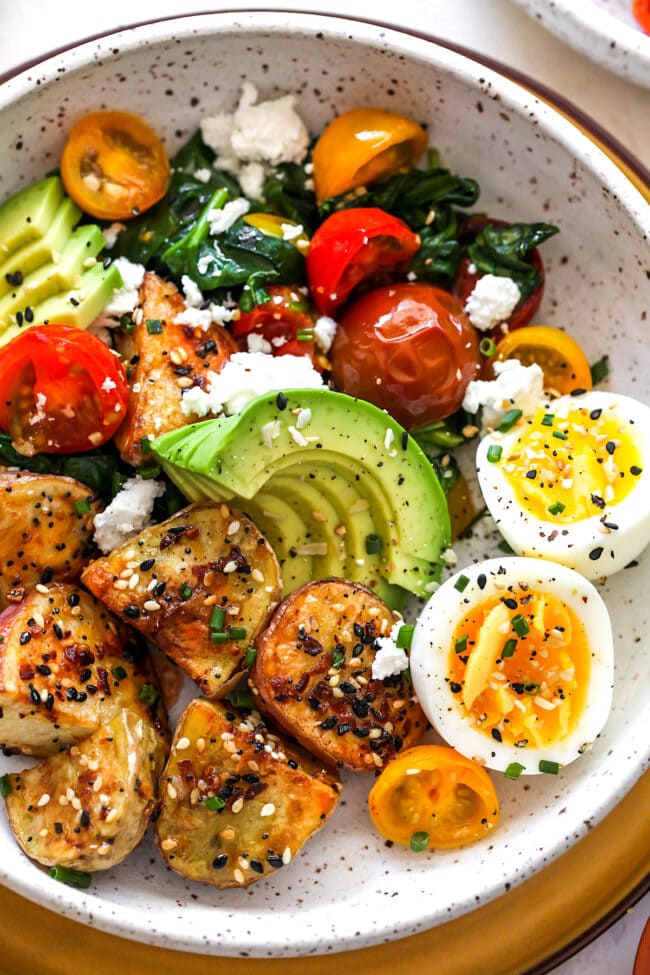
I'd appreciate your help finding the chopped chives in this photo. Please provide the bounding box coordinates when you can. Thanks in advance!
[454,574,470,593]
[139,683,160,707]
[0,774,11,798]
[228,627,247,641]
[479,337,496,357]
[552,430,568,441]
[204,796,226,811]
[502,638,517,658]
[523,682,540,695]
[140,436,153,455]
[504,762,525,781]
[179,583,192,600]
[49,866,92,889]
[138,465,162,480]
[230,689,254,710]
[590,356,609,386]
[455,635,468,654]
[410,831,430,852]
[511,614,530,637]
[541,413,554,427]
[111,666,127,681]
[74,498,91,515]
[486,444,503,463]
[548,501,566,515]
[296,328,314,341]
[145,318,163,334]
[332,649,345,669]
[244,646,257,667]
[365,533,383,554]
[539,759,560,775]
[395,625,414,649]
[210,607,226,632]
[211,632,229,643]
[498,408,523,432]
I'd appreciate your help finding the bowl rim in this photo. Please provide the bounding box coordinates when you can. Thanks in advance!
[0,8,648,963]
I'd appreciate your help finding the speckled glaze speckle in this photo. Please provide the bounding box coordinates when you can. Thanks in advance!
[512,0,650,88]
[0,11,648,959]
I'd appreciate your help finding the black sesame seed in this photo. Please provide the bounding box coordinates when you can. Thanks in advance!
[491,728,502,742]
[153,581,166,597]
[287,759,298,770]
[212,854,228,870]
[52,623,63,639]
[54,822,63,834]
[124,605,140,619]
[605,441,616,455]
[250,859,264,874]
[140,558,155,571]
[45,694,54,711]
[67,593,80,607]
[276,393,288,410]
[631,466,642,476]
[266,854,283,868]
[339,681,356,694]
[570,388,587,397]
[24,306,34,323]
[80,810,90,827]
[40,568,54,584]
[353,727,370,738]
[502,598,518,610]
[590,409,602,420]
[352,699,369,719]
[589,547,604,561]
[337,722,352,736]
[66,688,78,701]
[477,573,487,590]
[28,684,40,706]
[35,664,51,676]
[19,631,31,645]
[525,470,536,480]
[401,430,408,450]
[79,668,92,683]
[307,696,321,712]
[320,716,337,730]
[449,682,462,694]
[353,622,364,639]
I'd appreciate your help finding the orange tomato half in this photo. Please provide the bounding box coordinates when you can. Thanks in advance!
[61,110,170,220]
[312,107,427,203]
[368,744,499,850]
[495,325,593,395]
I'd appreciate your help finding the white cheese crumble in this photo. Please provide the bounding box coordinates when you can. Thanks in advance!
[93,477,165,554]
[261,419,281,448]
[193,167,212,183]
[281,222,304,241]
[180,351,324,418]
[101,377,117,392]
[464,274,521,332]
[371,622,409,680]
[181,274,204,308]
[208,197,250,236]
[104,258,145,316]
[102,222,126,250]
[462,358,545,429]
[313,315,338,353]
[238,162,266,201]
[174,306,214,330]
[247,332,272,355]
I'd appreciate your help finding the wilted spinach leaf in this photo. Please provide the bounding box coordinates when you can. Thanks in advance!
[468,222,559,298]
[263,161,319,233]
[0,434,128,501]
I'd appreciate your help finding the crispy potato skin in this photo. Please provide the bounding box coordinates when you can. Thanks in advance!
[251,579,426,771]
[82,502,281,697]
[0,471,101,608]
[155,698,341,889]
[114,272,238,466]
[0,583,168,756]
[5,708,166,871]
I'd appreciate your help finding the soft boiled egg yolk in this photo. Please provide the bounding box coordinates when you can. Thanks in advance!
[448,589,589,750]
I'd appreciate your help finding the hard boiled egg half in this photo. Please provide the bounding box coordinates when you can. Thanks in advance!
[476,391,650,579]
[410,557,614,774]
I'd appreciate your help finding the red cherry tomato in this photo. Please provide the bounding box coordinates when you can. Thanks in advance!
[306,208,420,317]
[231,285,318,363]
[330,283,481,428]
[453,216,545,340]
[0,325,129,454]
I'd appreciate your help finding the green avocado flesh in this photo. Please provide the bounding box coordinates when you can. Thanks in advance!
[0,176,63,259]
[0,198,81,300]
[153,389,450,601]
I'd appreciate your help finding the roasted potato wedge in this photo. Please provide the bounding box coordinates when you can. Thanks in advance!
[0,471,101,608]
[114,271,238,466]
[4,707,165,871]
[0,583,168,756]
[251,579,426,771]
[155,697,341,889]
[82,502,281,698]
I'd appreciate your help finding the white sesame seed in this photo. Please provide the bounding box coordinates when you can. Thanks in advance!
[288,425,308,447]
[227,520,240,535]
[66,788,75,800]
[222,560,238,574]
[58,796,69,806]
[405,769,421,776]
[331,687,344,698]
[238,856,250,870]
[223,740,237,753]
[296,408,312,430]
[231,797,244,813]
[35,583,50,594]
[128,573,140,590]
[196,738,205,753]
[369,728,382,739]
[39,827,49,837]
[251,568,264,583]
[161,837,178,851]
[37,793,51,807]
[234,868,245,885]
[143,599,161,612]
[372,753,383,767]
[176,737,190,750]
[167,782,178,799]
[282,846,292,865]
[113,579,128,590]
[33,612,45,628]
[105,808,119,823]
[260,803,276,817]
[71,797,81,810]
[384,428,394,450]
[120,568,134,579]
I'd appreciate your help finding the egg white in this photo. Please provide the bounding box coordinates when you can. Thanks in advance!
[475,391,650,580]
[410,557,614,774]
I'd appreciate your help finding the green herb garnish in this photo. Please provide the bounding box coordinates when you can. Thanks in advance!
[410,831,430,852]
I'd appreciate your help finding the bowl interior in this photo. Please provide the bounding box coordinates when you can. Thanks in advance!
[0,11,648,958]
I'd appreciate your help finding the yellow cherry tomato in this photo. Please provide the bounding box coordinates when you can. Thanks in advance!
[61,110,170,220]
[312,108,428,203]
[368,745,499,850]
[495,325,593,395]
[244,213,310,253]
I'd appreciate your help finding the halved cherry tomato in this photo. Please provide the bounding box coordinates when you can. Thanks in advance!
[0,325,129,454]
[61,111,170,220]
[306,208,420,317]
[454,216,545,340]
[312,108,427,204]
[231,285,318,362]
[633,0,650,33]
[368,745,499,849]
[330,282,480,428]
[495,325,593,395]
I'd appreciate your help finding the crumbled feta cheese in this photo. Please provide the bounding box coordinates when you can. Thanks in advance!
[102,222,126,250]
[193,167,212,183]
[238,162,266,200]
[261,419,281,448]
[462,358,545,429]
[104,258,146,316]
[314,316,338,353]
[271,336,288,348]
[464,274,521,332]
[181,275,204,308]
[93,477,165,554]
[295,407,312,430]
[281,222,304,241]
[247,332,272,355]
[174,306,214,330]
[209,302,236,327]
[371,622,409,680]
[101,377,117,392]
[200,113,235,156]
[208,197,250,236]
[197,255,212,276]
[180,351,324,418]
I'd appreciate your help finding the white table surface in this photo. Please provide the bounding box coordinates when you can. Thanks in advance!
[0,0,647,971]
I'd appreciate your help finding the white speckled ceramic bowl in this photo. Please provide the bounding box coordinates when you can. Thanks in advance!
[512,0,650,88]
[0,10,648,959]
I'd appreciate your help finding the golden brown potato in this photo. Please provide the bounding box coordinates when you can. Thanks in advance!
[251,579,426,771]
[4,708,166,871]
[0,471,101,608]
[114,272,238,466]
[155,697,341,889]
[82,502,281,698]
[0,583,168,756]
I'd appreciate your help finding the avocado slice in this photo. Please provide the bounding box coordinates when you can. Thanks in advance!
[0,224,105,328]
[0,176,64,260]
[0,197,81,300]
[153,389,450,599]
